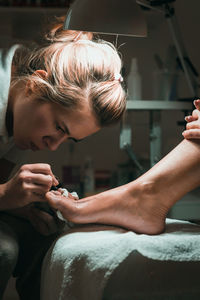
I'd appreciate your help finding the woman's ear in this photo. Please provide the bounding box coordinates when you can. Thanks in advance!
[25,69,48,96]
[34,69,48,79]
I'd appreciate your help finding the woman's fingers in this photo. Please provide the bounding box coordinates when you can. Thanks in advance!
[22,173,54,192]
[4,163,59,208]
[20,164,59,186]
[17,163,59,198]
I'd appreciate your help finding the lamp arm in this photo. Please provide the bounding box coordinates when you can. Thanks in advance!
[137,0,199,98]
[166,15,198,97]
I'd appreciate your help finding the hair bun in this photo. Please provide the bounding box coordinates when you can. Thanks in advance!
[45,16,94,43]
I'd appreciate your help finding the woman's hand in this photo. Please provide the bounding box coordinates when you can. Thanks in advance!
[182,99,200,139]
[0,163,58,210]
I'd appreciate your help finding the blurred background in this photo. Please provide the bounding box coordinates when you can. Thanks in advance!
[0,0,200,218]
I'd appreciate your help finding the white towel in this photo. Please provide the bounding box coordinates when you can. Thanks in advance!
[56,188,78,222]
[41,219,200,300]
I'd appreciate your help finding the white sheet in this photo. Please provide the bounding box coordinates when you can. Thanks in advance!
[41,219,200,300]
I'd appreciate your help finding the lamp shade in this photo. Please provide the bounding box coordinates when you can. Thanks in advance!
[64,0,147,37]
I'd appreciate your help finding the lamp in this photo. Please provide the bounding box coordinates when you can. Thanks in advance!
[64,0,147,37]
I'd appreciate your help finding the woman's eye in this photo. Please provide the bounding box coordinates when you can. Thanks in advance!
[56,124,65,133]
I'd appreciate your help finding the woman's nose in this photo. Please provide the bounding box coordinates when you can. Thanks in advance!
[43,135,67,151]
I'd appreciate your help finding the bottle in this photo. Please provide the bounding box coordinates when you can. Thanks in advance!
[83,157,95,197]
[127,57,142,100]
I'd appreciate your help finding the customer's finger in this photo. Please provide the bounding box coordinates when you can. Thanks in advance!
[182,129,200,139]
[194,99,200,110]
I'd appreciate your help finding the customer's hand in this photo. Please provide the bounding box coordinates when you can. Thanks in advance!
[182,99,200,139]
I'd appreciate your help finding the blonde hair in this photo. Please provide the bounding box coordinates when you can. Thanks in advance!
[13,16,127,126]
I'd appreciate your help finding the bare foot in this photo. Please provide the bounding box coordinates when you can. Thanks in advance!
[47,179,170,235]
[76,180,169,234]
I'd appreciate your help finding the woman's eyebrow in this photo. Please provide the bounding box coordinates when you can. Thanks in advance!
[61,122,83,143]
[68,137,83,143]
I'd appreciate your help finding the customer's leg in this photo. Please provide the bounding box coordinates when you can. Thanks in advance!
[0,219,19,299]
[47,139,200,234]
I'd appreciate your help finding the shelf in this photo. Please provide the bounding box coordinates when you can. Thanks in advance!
[126,100,193,111]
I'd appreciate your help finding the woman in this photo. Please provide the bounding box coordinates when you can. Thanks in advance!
[0,17,126,299]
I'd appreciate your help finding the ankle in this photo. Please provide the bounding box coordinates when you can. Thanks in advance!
[130,179,169,223]
[136,177,174,210]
